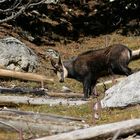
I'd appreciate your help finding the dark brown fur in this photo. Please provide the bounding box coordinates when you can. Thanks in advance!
[51,44,132,99]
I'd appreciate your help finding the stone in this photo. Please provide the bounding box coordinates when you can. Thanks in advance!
[0,37,38,72]
[101,71,140,108]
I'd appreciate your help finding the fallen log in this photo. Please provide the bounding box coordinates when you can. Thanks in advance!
[0,95,88,106]
[0,108,86,135]
[35,119,140,140]
[132,49,140,60]
[97,77,124,86]
[0,69,54,83]
[0,108,84,122]
[47,92,83,98]
[0,87,46,95]
[0,86,84,98]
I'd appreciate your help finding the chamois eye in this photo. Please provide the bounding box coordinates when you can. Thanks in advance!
[59,68,63,72]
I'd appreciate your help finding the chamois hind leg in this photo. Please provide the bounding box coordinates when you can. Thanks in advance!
[111,63,132,80]
[120,65,133,76]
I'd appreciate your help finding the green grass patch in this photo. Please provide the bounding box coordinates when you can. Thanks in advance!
[19,102,140,125]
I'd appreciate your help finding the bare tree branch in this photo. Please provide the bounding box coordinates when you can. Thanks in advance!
[0,0,48,24]
[0,0,23,13]
[0,8,25,23]
[0,120,20,132]
[29,0,46,7]
[0,0,7,3]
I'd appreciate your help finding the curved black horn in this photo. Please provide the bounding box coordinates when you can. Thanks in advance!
[58,55,62,65]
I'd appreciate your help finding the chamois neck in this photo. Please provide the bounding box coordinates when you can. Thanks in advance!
[63,61,74,78]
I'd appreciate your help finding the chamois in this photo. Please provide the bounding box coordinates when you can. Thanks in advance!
[51,44,132,99]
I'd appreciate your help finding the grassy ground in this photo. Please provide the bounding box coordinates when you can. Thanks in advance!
[19,103,140,126]
[1,103,140,139]
[0,33,140,139]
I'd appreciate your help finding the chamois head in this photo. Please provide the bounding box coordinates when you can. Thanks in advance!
[51,56,68,83]
[46,48,66,82]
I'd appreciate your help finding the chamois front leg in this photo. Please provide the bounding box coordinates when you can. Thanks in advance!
[83,80,92,100]
[83,84,90,99]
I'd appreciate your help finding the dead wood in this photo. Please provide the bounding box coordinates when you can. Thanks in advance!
[0,86,84,98]
[0,108,83,122]
[0,69,54,83]
[0,95,88,106]
[97,77,124,86]
[0,87,46,95]
[35,119,140,140]
[0,108,85,135]
[47,92,83,98]
[132,49,140,60]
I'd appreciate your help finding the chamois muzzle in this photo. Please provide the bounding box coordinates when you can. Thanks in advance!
[59,73,65,83]
[59,78,64,83]
[57,70,65,83]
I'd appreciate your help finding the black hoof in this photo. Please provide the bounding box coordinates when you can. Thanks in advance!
[81,97,88,101]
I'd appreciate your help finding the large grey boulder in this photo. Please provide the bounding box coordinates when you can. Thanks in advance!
[0,37,38,72]
[101,71,140,108]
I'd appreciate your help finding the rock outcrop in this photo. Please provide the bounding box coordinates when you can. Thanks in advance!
[101,71,140,108]
[0,37,38,72]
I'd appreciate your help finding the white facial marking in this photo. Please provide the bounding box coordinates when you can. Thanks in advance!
[56,65,68,81]
[57,71,62,81]
[63,65,68,78]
